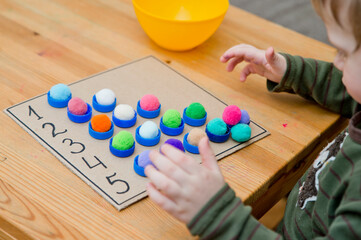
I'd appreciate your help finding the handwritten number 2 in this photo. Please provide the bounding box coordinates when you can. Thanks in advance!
[42,122,67,137]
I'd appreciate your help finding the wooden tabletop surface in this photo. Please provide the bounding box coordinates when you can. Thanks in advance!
[0,0,347,239]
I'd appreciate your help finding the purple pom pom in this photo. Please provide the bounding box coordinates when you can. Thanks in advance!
[138,150,155,168]
[240,110,250,124]
[163,138,185,152]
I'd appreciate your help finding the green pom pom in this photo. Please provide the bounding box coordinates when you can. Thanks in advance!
[163,109,181,128]
[231,124,251,142]
[186,102,206,119]
[207,118,227,135]
[112,131,134,150]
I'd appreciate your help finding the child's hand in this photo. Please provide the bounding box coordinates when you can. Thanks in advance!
[145,137,225,224]
[220,44,287,83]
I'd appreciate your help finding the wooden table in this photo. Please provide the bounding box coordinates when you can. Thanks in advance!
[0,0,347,239]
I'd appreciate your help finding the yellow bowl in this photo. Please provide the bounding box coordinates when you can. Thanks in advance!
[132,0,229,51]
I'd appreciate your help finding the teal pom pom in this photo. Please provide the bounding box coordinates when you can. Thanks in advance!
[231,124,251,142]
[207,118,227,135]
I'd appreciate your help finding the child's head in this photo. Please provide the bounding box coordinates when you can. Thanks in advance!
[311,0,361,103]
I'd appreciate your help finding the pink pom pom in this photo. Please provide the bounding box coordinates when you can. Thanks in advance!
[222,105,242,126]
[140,94,160,111]
[68,97,87,115]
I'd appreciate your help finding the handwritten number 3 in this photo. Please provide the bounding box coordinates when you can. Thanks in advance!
[62,138,85,154]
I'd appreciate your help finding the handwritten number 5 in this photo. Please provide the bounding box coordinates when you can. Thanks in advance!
[106,173,130,194]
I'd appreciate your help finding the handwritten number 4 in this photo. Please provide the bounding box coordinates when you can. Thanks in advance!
[30,106,128,195]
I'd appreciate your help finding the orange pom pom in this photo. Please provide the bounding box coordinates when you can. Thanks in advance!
[91,114,112,132]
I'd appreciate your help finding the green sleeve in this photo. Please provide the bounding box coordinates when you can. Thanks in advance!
[267,53,358,118]
[321,173,361,239]
[187,184,282,239]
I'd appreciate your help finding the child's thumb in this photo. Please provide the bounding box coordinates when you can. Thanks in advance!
[265,47,279,66]
[198,137,219,170]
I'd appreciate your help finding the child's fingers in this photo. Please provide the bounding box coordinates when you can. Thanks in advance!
[226,56,244,72]
[198,137,219,171]
[160,144,200,175]
[145,165,182,199]
[220,55,230,63]
[149,150,189,184]
[146,182,179,213]
[265,47,280,67]
[221,44,259,63]
[239,63,257,81]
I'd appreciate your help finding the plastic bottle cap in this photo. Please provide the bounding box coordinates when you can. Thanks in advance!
[112,110,137,128]
[183,108,207,127]
[92,95,116,112]
[183,133,200,154]
[109,138,135,158]
[47,91,72,108]
[67,103,92,123]
[135,125,161,146]
[205,125,230,143]
[88,121,114,140]
[133,155,146,177]
[159,117,184,136]
[137,100,161,119]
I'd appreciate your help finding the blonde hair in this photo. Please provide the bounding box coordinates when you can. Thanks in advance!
[311,0,361,49]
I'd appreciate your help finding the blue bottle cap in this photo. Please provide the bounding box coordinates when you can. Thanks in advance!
[112,110,137,128]
[227,123,236,128]
[183,108,207,127]
[109,138,135,158]
[183,133,200,154]
[133,155,146,177]
[227,121,249,128]
[137,100,161,119]
[92,95,116,113]
[88,121,114,140]
[47,91,72,108]
[205,125,230,143]
[67,103,92,123]
[159,117,184,136]
[135,125,161,146]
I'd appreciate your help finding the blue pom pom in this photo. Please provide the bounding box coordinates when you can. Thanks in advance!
[49,84,71,101]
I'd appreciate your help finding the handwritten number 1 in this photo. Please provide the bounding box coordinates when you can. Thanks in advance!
[28,105,43,120]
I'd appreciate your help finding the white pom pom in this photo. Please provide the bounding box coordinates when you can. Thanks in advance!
[139,121,158,139]
[114,104,135,120]
[95,88,115,105]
